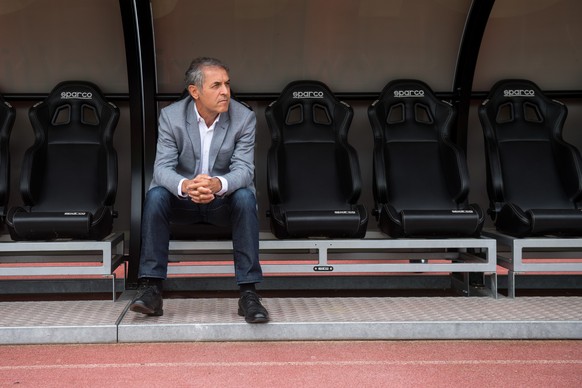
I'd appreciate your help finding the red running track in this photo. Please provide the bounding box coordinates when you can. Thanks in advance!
[1,340,581,387]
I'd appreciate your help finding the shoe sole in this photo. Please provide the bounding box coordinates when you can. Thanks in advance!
[130,302,163,316]
[238,308,269,323]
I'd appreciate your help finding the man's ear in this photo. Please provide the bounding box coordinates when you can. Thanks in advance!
[188,84,198,100]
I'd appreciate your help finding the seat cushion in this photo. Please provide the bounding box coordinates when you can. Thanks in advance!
[269,204,367,239]
[9,209,90,240]
[497,204,582,236]
[7,206,113,240]
[379,204,484,238]
[284,209,365,238]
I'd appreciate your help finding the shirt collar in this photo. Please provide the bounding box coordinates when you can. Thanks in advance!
[193,102,220,129]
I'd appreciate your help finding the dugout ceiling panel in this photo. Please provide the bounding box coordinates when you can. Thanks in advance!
[474,0,582,90]
[152,0,471,93]
[0,0,128,93]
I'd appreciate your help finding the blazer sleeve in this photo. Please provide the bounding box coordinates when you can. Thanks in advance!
[152,107,187,194]
[221,108,256,195]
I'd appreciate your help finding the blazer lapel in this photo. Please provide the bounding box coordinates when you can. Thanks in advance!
[208,109,230,172]
[185,99,202,170]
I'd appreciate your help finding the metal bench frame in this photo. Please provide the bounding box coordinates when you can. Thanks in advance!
[168,232,498,297]
[483,229,582,297]
[0,232,125,300]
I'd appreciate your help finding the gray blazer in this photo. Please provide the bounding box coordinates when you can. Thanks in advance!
[149,97,256,196]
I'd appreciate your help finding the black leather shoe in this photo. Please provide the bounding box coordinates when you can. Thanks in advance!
[238,290,269,323]
[130,279,163,316]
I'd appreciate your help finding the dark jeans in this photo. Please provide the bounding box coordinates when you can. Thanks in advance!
[138,186,263,285]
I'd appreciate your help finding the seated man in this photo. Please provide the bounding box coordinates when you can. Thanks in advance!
[130,57,268,323]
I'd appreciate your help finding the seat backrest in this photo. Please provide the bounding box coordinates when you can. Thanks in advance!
[0,94,16,218]
[22,81,119,214]
[368,79,468,212]
[478,79,582,214]
[265,80,361,212]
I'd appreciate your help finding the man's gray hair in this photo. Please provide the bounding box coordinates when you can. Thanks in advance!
[184,57,229,89]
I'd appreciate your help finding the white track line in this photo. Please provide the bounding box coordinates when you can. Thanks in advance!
[2,359,582,370]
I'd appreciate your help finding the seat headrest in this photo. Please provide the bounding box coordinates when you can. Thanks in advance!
[42,81,112,111]
[30,81,119,145]
[268,80,352,143]
[482,79,552,106]
[480,79,566,137]
[1,94,13,111]
[1,94,16,138]
[272,80,343,110]
[374,79,443,106]
[370,80,454,139]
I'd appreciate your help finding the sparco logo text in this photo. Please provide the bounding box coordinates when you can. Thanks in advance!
[393,90,425,98]
[61,91,93,99]
[293,91,324,99]
[503,89,535,97]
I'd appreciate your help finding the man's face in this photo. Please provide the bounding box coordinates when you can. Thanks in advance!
[189,66,231,119]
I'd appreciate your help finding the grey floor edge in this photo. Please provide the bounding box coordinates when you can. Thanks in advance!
[2,295,582,344]
[0,298,130,344]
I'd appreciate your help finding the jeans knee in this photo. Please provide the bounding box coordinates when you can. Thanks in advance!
[230,188,257,210]
[143,186,173,216]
